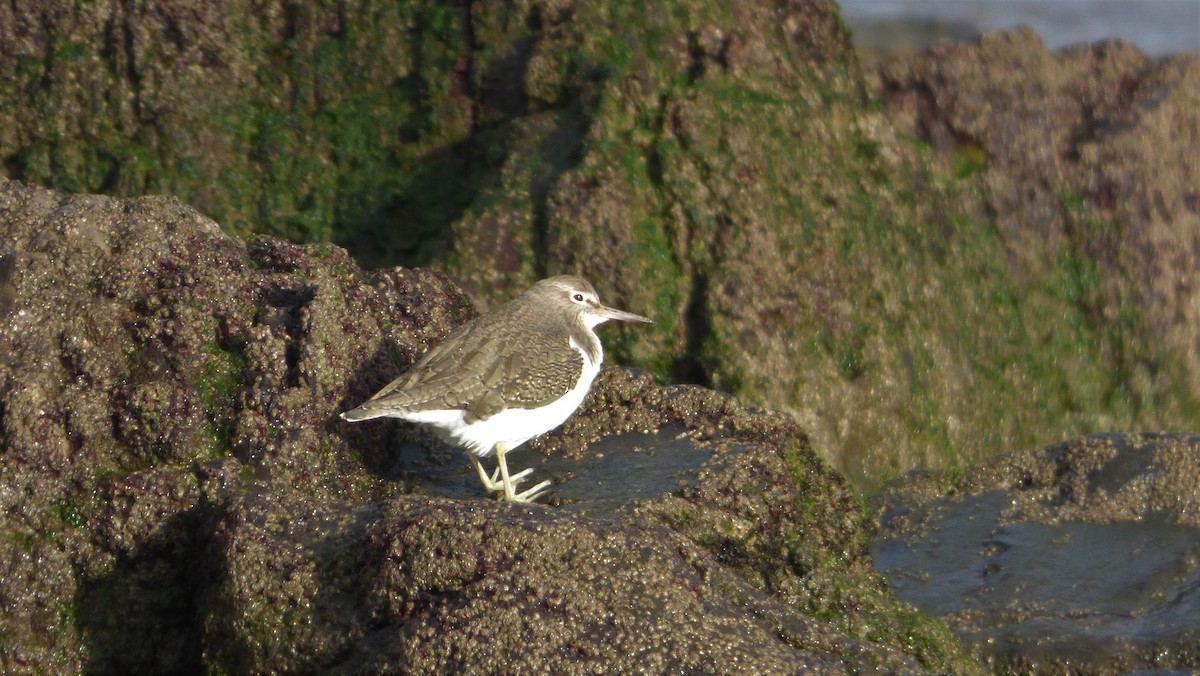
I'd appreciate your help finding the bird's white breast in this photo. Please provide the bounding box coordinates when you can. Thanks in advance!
[396,335,602,458]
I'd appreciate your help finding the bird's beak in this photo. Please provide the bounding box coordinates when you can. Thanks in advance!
[598,305,653,324]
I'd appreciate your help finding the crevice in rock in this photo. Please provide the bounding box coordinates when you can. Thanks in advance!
[262,285,316,389]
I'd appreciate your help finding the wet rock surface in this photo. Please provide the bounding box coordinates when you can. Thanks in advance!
[872,433,1200,673]
[0,178,973,672]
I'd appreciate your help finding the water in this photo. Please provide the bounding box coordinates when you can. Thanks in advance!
[387,427,716,516]
[841,0,1200,57]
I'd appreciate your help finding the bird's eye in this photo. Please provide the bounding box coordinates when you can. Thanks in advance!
[572,293,585,302]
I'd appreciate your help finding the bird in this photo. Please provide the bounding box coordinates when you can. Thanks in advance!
[341,275,652,502]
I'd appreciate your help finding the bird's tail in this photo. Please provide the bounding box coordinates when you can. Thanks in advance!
[340,406,385,422]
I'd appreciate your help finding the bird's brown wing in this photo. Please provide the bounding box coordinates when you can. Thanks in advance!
[473,332,584,409]
[352,320,583,422]
[358,320,493,410]
[456,326,584,422]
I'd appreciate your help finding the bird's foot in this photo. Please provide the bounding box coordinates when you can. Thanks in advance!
[492,443,551,503]
[503,477,552,503]
[471,457,533,492]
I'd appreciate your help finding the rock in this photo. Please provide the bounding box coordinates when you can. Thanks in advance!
[0,178,974,672]
[872,433,1200,673]
[878,26,1200,421]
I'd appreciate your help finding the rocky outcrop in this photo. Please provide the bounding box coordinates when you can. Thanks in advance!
[0,178,972,672]
[0,177,468,670]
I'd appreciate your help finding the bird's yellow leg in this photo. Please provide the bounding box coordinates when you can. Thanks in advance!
[471,454,535,493]
[494,442,550,503]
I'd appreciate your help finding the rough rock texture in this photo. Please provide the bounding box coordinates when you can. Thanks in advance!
[871,433,1200,672]
[0,178,974,672]
[4,2,1199,489]
[878,27,1200,418]
[874,433,1200,537]
[0,177,474,671]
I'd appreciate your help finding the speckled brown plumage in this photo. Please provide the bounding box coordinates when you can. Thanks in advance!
[359,303,590,423]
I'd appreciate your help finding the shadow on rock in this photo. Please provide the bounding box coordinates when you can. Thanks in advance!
[74,508,206,673]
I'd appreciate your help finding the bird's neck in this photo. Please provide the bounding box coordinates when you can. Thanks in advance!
[570,320,604,367]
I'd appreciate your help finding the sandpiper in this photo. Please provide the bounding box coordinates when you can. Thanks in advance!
[341,275,652,502]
